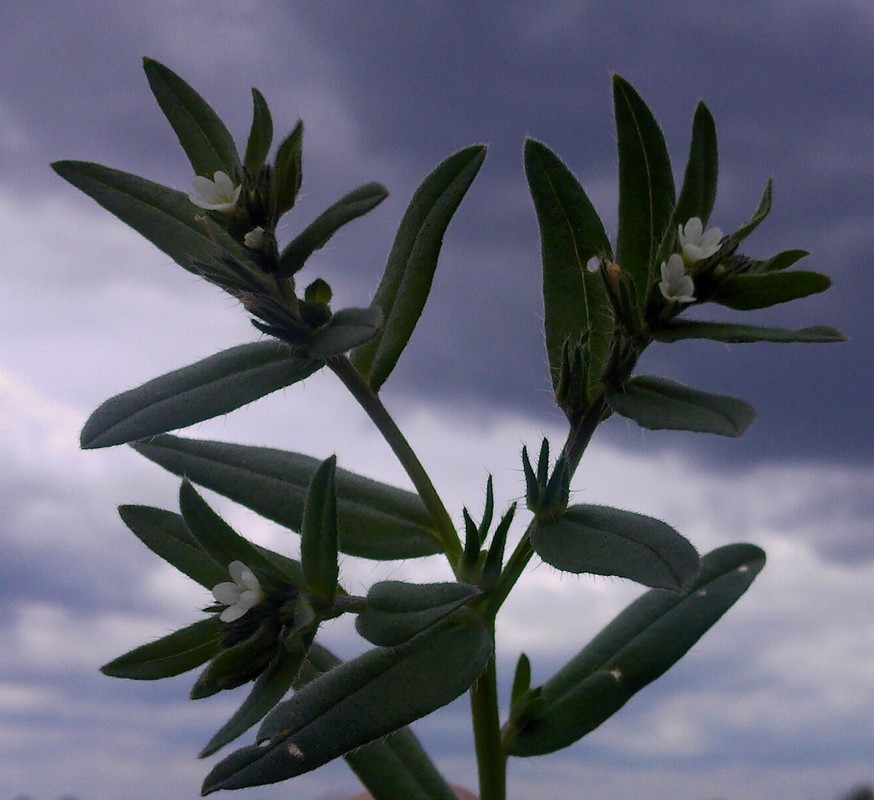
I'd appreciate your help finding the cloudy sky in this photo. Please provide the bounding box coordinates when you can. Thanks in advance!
[1,2,872,799]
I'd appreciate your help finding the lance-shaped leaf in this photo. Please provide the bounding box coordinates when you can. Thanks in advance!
[202,615,492,793]
[101,617,222,681]
[356,581,481,647]
[506,544,765,757]
[300,456,339,601]
[524,139,613,403]
[277,184,389,276]
[179,480,278,576]
[714,271,831,310]
[614,75,676,307]
[200,644,306,757]
[143,57,239,178]
[244,88,273,174]
[131,435,441,560]
[81,342,320,449]
[606,376,755,437]
[51,161,271,292]
[351,145,486,392]
[300,644,460,800]
[304,306,383,358]
[658,101,718,265]
[653,320,847,344]
[274,121,303,216]
[727,179,772,244]
[118,505,226,588]
[531,505,699,591]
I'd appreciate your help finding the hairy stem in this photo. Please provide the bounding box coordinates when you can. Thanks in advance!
[470,639,505,800]
[327,355,462,564]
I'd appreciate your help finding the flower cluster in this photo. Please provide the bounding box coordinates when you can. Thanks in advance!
[658,217,723,304]
[212,560,264,622]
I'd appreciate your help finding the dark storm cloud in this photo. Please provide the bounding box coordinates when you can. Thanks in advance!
[4,1,870,467]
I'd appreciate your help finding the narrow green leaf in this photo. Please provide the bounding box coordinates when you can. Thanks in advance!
[606,376,755,437]
[614,75,676,307]
[506,544,765,757]
[511,653,532,705]
[101,617,222,680]
[653,320,847,344]
[81,342,320,449]
[131,435,441,560]
[274,121,303,216]
[299,644,459,800]
[761,249,809,273]
[244,88,273,174]
[482,504,516,585]
[658,101,718,265]
[524,139,613,400]
[728,179,772,244]
[179,480,276,575]
[356,581,481,646]
[300,456,339,601]
[202,616,492,793]
[304,305,383,358]
[200,645,304,757]
[715,271,831,310]
[350,145,487,391]
[531,505,699,591]
[51,161,269,291]
[277,183,389,276]
[143,57,239,177]
[118,505,226,589]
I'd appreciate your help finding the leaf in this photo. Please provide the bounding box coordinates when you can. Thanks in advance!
[81,342,320,449]
[653,320,847,344]
[277,183,389,276]
[304,306,383,358]
[143,58,240,178]
[606,376,755,437]
[118,505,226,588]
[728,179,772,244]
[202,616,492,793]
[531,505,699,591]
[101,617,222,680]
[614,75,676,307]
[524,139,613,403]
[199,645,304,757]
[658,101,718,265]
[179,480,277,576]
[243,88,273,174]
[714,271,831,310]
[299,644,460,800]
[274,121,303,216]
[760,249,809,273]
[51,161,270,291]
[300,456,339,601]
[506,544,765,757]
[350,145,487,391]
[356,581,481,647]
[131,435,441,560]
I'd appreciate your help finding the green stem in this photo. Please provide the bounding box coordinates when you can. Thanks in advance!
[327,355,462,564]
[470,637,505,800]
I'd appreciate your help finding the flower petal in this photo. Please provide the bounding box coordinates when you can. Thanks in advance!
[219,604,248,623]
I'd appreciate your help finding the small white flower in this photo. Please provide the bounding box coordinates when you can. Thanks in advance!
[659,253,696,303]
[678,217,723,266]
[212,561,263,622]
[188,171,241,213]
[244,226,268,250]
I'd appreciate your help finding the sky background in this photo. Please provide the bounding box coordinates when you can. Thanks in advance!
[1,1,872,799]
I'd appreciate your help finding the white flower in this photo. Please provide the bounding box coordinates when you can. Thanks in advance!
[659,253,696,303]
[212,561,263,622]
[678,217,722,266]
[188,171,241,213]
[244,226,268,250]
